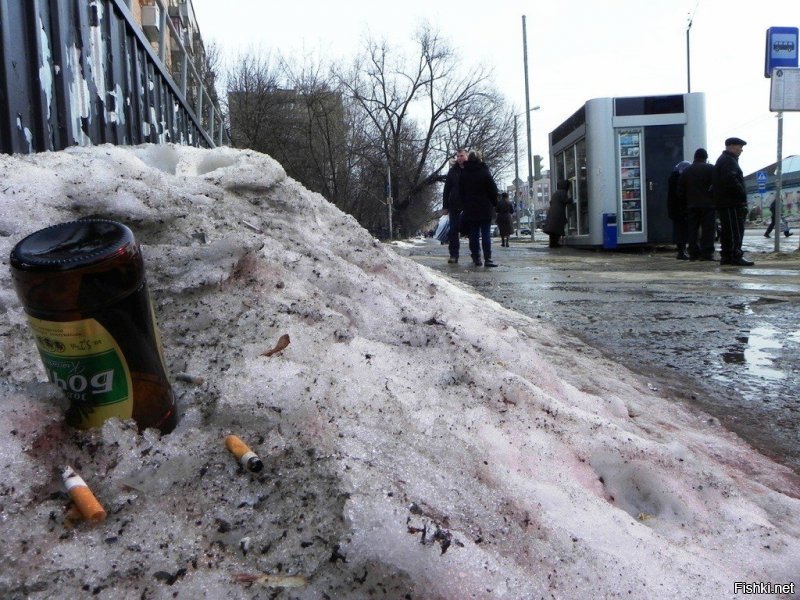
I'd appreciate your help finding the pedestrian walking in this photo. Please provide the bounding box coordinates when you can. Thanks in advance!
[542,180,573,248]
[764,198,793,238]
[495,192,514,247]
[677,148,716,261]
[459,149,499,267]
[442,148,467,264]
[712,137,754,266]
[668,160,691,260]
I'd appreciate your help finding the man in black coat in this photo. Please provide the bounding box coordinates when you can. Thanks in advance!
[442,148,467,264]
[712,137,753,266]
[678,148,715,260]
[459,150,499,267]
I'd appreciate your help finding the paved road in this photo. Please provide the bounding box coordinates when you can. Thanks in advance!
[406,229,800,475]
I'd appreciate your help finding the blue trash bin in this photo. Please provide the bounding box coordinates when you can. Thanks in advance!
[602,213,618,249]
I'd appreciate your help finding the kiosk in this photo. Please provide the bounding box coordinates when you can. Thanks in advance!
[549,93,707,247]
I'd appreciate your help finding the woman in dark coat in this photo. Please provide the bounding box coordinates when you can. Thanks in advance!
[459,149,499,267]
[495,192,514,247]
[542,180,573,248]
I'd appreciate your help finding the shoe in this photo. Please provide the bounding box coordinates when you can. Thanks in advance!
[447,257,458,264]
[676,252,690,260]
[484,259,498,267]
[785,232,793,237]
[730,257,754,266]
[472,258,482,267]
[764,233,771,238]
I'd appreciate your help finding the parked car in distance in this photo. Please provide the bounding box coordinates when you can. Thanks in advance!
[520,228,531,235]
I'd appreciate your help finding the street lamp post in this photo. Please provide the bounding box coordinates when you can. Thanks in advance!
[522,15,534,239]
[686,14,693,93]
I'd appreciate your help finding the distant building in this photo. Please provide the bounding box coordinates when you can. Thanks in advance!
[508,171,550,227]
[1,0,225,154]
[745,156,800,218]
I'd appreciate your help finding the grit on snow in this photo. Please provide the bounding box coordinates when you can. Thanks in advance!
[0,144,798,600]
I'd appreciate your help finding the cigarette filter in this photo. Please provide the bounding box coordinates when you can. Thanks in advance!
[62,465,107,521]
[225,435,264,472]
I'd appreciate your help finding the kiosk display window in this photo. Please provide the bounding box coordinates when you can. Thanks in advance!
[617,129,643,233]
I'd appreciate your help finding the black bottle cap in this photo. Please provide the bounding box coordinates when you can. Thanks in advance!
[10,219,134,272]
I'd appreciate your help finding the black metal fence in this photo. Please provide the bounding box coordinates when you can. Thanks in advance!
[0,0,227,154]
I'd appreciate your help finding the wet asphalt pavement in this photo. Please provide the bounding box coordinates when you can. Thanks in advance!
[405,229,800,475]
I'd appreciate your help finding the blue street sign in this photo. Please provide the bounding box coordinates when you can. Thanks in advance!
[757,171,767,193]
[765,27,799,78]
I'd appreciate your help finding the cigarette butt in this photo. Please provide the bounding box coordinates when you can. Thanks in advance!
[175,372,205,385]
[225,435,263,473]
[62,466,106,522]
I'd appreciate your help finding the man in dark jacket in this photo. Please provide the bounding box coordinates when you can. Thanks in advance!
[678,148,715,260]
[442,148,467,263]
[712,137,753,266]
[459,149,499,267]
[667,161,692,259]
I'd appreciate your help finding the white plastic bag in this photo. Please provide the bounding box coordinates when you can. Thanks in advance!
[434,215,450,243]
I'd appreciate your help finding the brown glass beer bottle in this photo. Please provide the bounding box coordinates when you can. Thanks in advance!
[9,219,177,433]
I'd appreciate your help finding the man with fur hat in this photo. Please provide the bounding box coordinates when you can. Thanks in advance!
[712,137,753,266]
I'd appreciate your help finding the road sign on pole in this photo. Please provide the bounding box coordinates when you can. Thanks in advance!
[770,68,800,111]
[765,27,799,77]
[757,170,767,193]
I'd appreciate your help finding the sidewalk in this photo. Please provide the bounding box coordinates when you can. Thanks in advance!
[403,230,800,475]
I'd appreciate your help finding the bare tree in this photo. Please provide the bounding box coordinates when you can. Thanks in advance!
[226,52,283,152]
[338,24,514,235]
[223,25,514,238]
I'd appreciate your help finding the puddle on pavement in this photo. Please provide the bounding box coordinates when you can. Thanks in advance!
[736,282,800,293]
[721,325,785,380]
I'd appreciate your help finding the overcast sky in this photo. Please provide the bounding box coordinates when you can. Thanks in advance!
[191,0,800,182]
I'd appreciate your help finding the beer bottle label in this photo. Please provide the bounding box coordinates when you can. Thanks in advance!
[27,316,133,428]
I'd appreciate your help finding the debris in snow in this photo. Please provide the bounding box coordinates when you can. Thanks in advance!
[261,333,290,357]
[232,572,307,588]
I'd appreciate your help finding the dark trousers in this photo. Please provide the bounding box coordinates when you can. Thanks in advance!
[687,207,716,258]
[765,215,789,237]
[548,233,561,248]
[467,220,492,261]
[672,217,688,250]
[447,210,462,258]
[717,206,746,260]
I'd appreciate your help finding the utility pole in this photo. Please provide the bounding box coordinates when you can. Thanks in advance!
[514,114,520,234]
[522,15,534,240]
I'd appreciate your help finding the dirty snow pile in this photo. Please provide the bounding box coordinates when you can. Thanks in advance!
[1,144,798,600]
